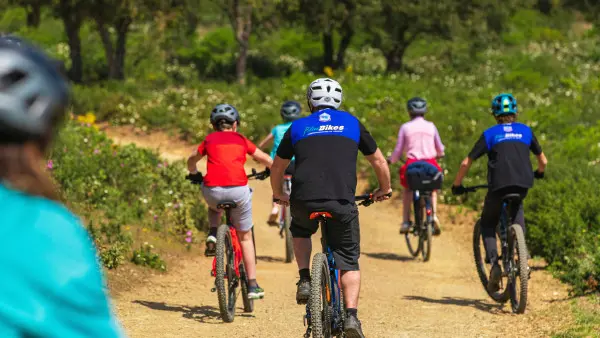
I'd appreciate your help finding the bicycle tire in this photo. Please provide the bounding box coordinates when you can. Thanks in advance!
[508,224,529,314]
[421,220,433,262]
[472,220,510,303]
[216,224,237,322]
[309,253,332,338]
[332,276,345,337]
[405,197,422,257]
[284,205,294,263]
[240,264,254,313]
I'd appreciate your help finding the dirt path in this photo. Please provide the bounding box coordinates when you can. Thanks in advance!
[106,127,574,338]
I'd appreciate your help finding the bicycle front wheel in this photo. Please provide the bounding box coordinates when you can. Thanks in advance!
[405,198,423,257]
[284,205,294,263]
[421,220,433,262]
[309,253,332,338]
[473,220,509,303]
[508,224,529,314]
[216,224,237,322]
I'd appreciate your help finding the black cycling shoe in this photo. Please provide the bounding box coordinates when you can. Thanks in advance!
[487,262,503,293]
[344,315,366,338]
[296,278,310,305]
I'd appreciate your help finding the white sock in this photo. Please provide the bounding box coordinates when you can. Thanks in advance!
[271,206,279,215]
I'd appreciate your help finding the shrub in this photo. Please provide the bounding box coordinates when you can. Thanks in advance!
[132,243,167,271]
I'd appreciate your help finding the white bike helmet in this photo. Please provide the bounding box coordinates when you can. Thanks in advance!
[306,78,342,110]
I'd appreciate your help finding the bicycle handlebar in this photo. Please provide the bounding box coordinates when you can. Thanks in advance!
[463,184,489,193]
[247,168,270,180]
[355,192,393,206]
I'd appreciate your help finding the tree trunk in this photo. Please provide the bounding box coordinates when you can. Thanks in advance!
[95,19,117,79]
[58,0,83,83]
[334,27,353,69]
[385,45,406,73]
[26,3,42,27]
[322,32,334,68]
[234,4,252,85]
[113,16,131,80]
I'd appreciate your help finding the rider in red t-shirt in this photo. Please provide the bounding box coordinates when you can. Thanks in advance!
[187,104,272,299]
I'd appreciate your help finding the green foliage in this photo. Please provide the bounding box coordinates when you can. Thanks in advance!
[132,243,167,271]
[49,120,207,269]
[553,295,600,337]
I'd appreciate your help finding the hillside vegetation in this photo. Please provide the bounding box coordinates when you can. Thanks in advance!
[1,2,598,298]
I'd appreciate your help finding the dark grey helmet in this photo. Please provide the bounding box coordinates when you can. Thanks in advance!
[280,101,301,122]
[210,104,240,125]
[0,39,70,142]
[407,97,427,115]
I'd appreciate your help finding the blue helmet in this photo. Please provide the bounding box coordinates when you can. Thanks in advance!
[491,93,517,116]
[210,104,240,124]
[407,97,427,115]
[280,101,302,122]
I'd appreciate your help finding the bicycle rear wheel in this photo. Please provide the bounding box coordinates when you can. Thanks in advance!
[473,220,509,303]
[508,224,529,314]
[405,197,422,257]
[309,253,332,338]
[216,224,237,322]
[284,205,294,263]
[240,264,254,313]
[421,221,433,262]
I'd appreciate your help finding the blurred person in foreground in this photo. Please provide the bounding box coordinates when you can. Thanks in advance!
[0,36,124,336]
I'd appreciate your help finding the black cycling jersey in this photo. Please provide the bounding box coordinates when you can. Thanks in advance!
[277,108,378,202]
[468,122,542,192]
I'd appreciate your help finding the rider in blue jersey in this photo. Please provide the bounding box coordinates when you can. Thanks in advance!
[0,37,124,337]
[258,101,302,225]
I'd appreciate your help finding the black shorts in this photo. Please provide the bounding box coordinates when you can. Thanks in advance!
[290,199,360,271]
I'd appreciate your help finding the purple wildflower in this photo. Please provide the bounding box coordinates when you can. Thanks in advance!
[93,149,100,155]
[47,160,54,170]
[186,230,192,236]
[185,237,192,243]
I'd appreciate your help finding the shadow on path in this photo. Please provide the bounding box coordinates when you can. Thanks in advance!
[257,255,285,263]
[403,295,506,314]
[133,300,254,324]
[364,252,414,262]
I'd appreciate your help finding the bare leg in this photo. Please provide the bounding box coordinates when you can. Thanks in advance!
[293,237,312,270]
[238,230,257,279]
[403,188,412,223]
[432,190,438,216]
[341,270,361,308]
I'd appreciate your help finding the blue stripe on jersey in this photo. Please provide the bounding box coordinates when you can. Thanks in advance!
[289,108,360,146]
[483,122,533,150]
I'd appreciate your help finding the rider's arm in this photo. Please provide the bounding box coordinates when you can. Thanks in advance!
[359,121,392,195]
[433,124,445,158]
[257,133,274,149]
[271,129,293,197]
[388,125,405,163]
[530,133,547,172]
[453,133,486,186]
[366,149,392,193]
[251,148,273,168]
[187,147,204,173]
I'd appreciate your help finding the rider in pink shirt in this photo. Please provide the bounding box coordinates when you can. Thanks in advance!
[388,97,445,235]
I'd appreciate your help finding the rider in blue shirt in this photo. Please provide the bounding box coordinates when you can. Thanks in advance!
[0,37,124,337]
[258,101,302,225]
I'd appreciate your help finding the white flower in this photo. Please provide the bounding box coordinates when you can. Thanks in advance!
[83,138,88,143]
[142,199,148,204]
[168,190,173,195]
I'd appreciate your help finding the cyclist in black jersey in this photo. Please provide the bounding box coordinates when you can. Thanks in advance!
[270,78,392,338]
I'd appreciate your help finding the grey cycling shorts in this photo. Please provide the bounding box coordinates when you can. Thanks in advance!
[201,185,253,232]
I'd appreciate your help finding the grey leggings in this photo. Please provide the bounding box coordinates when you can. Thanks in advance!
[201,185,253,232]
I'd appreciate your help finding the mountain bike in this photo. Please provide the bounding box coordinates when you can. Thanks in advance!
[404,162,443,262]
[462,185,529,314]
[304,193,389,338]
[279,174,294,263]
[186,169,269,323]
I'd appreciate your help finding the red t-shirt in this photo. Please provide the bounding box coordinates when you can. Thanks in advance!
[198,131,257,187]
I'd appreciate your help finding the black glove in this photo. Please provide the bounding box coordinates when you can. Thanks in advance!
[186,172,203,185]
[452,185,466,196]
[534,170,545,179]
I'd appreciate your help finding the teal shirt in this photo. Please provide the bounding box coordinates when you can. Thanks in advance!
[0,183,124,337]
[270,122,293,159]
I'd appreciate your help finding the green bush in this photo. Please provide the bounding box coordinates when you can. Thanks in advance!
[132,243,167,271]
[49,120,208,269]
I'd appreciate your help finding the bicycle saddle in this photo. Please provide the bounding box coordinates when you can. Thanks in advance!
[502,194,522,204]
[217,201,237,209]
[309,212,332,220]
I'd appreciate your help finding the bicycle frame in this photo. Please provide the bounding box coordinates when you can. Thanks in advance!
[412,189,433,228]
[279,175,292,236]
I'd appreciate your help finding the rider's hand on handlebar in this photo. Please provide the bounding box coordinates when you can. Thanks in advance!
[186,172,204,185]
[451,184,466,196]
[373,188,392,202]
[273,194,290,207]
[534,170,545,179]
